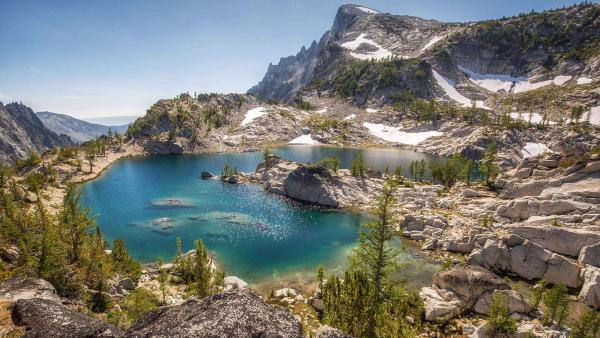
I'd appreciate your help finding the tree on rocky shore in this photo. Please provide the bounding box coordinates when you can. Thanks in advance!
[481,142,500,185]
[351,152,365,177]
[321,177,423,337]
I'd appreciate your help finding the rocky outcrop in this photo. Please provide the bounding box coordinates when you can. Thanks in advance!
[468,236,583,288]
[13,298,122,338]
[579,243,600,268]
[473,289,533,315]
[579,265,600,308]
[0,102,72,163]
[127,288,303,337]
[256,157,384,208]
[0,277,59,303]
[421,265,514,321]
[283,166,338,206]
[507,225,600,258]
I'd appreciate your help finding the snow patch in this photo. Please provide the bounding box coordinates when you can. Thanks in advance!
[355,6,379,14]
[588,106,600,125]
[577,77,593,85]
[341,33,393,61]
[363,122,443,145]
[513,75,572,93]
[458,66,524,93]
[521,142,552,158]
[366,108,379,113]
[421,36,444,51]
[241,107,267,126]
[458,66,572,93]
[289,134,320,145]
[344,114,356,120]
[315,108,328,114]
[432,70,487,109]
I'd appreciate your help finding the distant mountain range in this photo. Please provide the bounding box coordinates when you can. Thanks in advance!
[36,111,131,144]
[82,115,141,126]
[0,103,72,164]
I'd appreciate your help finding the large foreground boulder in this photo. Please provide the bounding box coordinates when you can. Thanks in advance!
[127,288,303,337]
[13,298,122,338]
[0,277,59,303]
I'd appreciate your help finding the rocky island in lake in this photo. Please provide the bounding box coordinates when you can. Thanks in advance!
[1,2,600,337]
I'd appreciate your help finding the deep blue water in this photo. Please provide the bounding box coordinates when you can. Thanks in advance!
[80,146,440,283]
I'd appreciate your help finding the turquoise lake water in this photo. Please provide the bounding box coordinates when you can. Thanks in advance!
[80,146,441,284]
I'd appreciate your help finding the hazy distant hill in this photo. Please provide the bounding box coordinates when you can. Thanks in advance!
[83,115,140,126]
[36,111,130,143]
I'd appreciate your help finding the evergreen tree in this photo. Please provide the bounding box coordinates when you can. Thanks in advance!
[351,153,365,177]
[350,177,401,337]
[486,292,517,335]
[542,283,569,326]
[417,159,426,181]
[175,237,183,261]
[571,309,600,338]
[59,185,93,263]
[157,257,168,305]
[531,280,546,310]
[193,239,212,298]
[481,142,500,185]
[263,148,273,168]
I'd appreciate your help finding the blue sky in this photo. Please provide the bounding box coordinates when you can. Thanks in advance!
[0,0,588,119]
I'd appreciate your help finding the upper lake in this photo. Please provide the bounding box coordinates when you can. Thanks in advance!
[80,146,441,284]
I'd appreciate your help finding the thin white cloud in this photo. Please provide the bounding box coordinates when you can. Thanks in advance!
[28,65,45,73]
[61,95,84,100]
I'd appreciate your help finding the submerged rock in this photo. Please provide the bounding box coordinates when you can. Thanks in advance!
[149,198,196,209]
[127,288,302,337]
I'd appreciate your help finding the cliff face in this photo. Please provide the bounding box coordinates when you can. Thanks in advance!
[0,102,72,164]
[249,3,600,106]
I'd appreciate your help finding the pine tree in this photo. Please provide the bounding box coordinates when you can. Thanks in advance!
[350,177,401,337]
[263,148,273,168]
[531,280,546,310]
[571,309,600,338]
[157,257,168,305]
[316,265,325,291]
[351,153,365,177]
[486,292,517,335]
[542,283,569,326]
[193,239,212,298]
[59,185,93,263]
[175,237,183,261]
[481,142,500,185]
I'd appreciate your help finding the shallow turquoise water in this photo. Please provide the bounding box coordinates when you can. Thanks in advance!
[80,146,440,283]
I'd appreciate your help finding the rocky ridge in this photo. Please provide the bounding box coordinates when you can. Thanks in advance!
[0,102,72,164]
